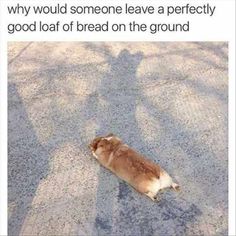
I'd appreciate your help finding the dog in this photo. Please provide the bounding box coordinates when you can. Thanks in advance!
[89,133,180,201]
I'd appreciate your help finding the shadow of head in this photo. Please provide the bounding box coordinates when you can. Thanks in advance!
[110,49,144,75]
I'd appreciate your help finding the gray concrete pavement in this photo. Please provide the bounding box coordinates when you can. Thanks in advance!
[8,42,228,236]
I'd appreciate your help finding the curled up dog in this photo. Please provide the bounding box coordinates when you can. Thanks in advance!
[89,133,180,202]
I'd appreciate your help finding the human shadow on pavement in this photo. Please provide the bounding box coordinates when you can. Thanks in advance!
[83,44,203,236]
[8,83,49,236]
[89,48,146,235]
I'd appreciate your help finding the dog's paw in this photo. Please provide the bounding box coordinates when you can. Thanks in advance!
[172,183,180,191]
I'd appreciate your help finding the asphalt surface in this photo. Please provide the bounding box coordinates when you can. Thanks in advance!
[8,42,228,236]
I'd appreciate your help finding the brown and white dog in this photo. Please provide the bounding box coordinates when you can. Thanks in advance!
[89,133,180,201]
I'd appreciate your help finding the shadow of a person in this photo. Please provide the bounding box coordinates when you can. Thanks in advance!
[93,49,149,235]
[89,47,202,236]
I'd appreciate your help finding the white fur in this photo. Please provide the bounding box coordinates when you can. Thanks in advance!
[92,151,99,159]
[148,179,161,194]
[103,137,113,141]
[95,147,103,156]
[107,152,114,166]
[103,136,122,142]
[148,171,173,194]
[159,171,173,189]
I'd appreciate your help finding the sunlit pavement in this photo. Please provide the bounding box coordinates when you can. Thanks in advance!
[8,42,228,236]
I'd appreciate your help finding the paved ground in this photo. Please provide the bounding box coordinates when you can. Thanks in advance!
[8,42,228,236]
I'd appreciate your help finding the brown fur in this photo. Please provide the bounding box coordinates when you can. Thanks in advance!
[89,134,163,195]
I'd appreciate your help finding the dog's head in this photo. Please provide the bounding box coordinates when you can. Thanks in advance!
[89,133,122,154]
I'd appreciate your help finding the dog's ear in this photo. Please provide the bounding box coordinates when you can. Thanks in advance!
[89,137,102,151]
[106,133,114,137]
